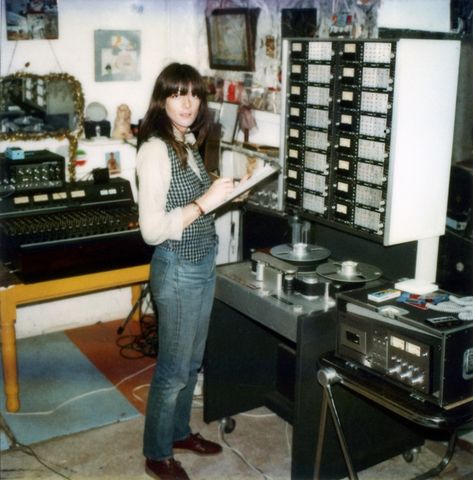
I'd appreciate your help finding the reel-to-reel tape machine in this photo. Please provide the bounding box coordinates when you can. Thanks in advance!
[253,216,382,298]
[252,245,382,299]
[215,216,384,342]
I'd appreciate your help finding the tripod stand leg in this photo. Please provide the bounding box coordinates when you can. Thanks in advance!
[314,387,330,480]
[117,283,149,335]
[317,367,359,480]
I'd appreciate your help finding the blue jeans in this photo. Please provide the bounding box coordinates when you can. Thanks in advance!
[143,245,216,461]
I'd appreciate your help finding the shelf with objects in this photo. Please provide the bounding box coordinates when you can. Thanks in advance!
[208,101,283,265]
[220,140,281,212]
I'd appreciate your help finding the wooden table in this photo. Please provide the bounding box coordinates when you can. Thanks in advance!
[0,264,150,412]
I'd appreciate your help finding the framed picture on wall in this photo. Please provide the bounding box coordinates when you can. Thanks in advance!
[206,8,259,71]
[5,0,59,40]
[106,151,121,175]
[94,30,141,82]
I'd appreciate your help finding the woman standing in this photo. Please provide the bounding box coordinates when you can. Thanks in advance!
[136,63,235,480]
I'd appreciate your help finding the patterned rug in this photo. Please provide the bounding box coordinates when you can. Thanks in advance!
[0,319,156,451]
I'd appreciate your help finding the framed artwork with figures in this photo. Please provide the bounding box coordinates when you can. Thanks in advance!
[6,0,59,40]
[94,30,141,82]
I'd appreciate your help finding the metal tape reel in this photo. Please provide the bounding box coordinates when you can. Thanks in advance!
[316,260,382,283]
[270,242,330,267]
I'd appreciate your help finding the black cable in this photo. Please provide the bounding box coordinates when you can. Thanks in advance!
[116,287,158,358]
[114,281,159,358]
[0,415,72,479]
[116,313,158,359]
[117,284,150,335]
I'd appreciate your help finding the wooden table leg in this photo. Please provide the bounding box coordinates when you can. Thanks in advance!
[0,290,20,412]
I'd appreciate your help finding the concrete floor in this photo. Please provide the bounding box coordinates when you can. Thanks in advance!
[1,402,473,480]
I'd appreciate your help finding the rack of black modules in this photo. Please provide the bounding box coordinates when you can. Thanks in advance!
[0,149,66,196]
[282,39,397,243]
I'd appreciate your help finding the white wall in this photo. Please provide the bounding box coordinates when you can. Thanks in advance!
[0,0,453,337]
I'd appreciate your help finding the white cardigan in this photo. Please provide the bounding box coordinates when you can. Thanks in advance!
[136,133,201,246]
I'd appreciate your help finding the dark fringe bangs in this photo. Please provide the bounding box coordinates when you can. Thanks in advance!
[161,65,207,100]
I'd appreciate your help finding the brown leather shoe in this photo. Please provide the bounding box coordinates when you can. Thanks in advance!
[145,457,190,480]
[173,432,222,456]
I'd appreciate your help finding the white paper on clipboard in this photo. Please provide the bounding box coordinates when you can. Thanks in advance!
[206,163,280,214]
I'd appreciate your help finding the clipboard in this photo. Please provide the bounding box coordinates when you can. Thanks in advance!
[206,162,280,214]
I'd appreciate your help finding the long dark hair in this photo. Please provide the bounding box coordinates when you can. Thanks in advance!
[138,63,210,166]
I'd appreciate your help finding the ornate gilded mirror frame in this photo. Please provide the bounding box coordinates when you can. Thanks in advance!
[0,72,85,180]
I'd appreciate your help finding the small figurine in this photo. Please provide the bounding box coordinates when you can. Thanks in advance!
[112,104,134,140]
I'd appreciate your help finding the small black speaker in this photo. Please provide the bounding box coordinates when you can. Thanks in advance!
[84,120,111,139]
[92,168,110,184]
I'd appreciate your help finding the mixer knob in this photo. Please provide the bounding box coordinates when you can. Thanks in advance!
[388,365,401,375]
[399,369,413,379]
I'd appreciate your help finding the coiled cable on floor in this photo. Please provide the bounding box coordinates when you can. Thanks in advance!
[115,283,159,358]
[116,314,158,358]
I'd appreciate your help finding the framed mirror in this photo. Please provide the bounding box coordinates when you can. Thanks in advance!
[0,72,85,179]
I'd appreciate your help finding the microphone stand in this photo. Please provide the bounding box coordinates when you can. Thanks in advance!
[117,283,150,335]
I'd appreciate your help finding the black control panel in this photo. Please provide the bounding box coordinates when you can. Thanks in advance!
[0,149,65,195]
[0,177,153,282]
[336,286,473,408]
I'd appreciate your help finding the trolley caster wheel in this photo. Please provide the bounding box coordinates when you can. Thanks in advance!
[402,447,420,463]
[220,417,236,434]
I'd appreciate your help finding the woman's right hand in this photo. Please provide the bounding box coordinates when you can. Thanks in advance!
[197,177,235,213]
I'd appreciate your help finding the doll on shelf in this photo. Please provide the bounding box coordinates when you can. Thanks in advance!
[112,104,134,140]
